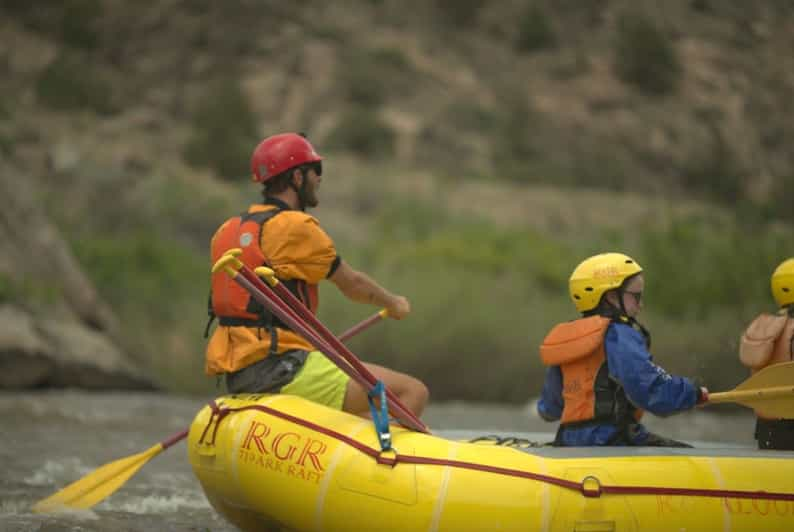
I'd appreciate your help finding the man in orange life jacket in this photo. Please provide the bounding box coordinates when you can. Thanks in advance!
[205,132,429,418]
[537,252,709,446]
[739,257,794,450]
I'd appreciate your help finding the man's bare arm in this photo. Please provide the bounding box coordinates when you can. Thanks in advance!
[329,260,410,319]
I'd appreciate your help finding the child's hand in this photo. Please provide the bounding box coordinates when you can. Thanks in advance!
[696,387,709,406]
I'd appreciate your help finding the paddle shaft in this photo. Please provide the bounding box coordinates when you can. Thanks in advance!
[162,429,189,449]
[231,271,429,433]
[235,272,371,389]
[708,385,794,404]
[237,265,428,433]
[241,267,419,425]
[338,309,387,343]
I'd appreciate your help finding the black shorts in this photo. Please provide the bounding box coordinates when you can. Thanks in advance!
[225,350,309,394]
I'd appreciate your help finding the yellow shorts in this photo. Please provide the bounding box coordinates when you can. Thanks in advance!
[281,351,350,410]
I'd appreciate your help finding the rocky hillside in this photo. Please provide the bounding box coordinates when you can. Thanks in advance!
[1,0,792,396]
[3,1,793,204]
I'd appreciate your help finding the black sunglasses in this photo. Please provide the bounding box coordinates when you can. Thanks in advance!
[308,162,322,176]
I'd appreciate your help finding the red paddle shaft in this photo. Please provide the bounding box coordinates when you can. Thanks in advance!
[231,270,428,433]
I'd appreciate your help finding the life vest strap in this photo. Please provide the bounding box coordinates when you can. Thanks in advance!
[203,314,216,338]
[215,317,280,356]
[559,415,627,430]
[217,316,274,328]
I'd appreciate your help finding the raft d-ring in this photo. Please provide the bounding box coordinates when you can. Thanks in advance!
[581,475,603,498]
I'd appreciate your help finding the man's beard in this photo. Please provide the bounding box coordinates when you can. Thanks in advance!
[304,182,319,208]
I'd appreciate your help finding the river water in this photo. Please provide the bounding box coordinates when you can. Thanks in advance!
[0,390,757,531]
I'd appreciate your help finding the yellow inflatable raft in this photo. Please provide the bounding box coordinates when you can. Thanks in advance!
[188,394,794,532]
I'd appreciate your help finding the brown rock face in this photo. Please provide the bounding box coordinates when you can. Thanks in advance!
[0,168,155,390]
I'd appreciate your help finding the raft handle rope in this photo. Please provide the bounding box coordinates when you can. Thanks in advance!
[469,435,550,449]
[198,400,232,446]
[367,380,393,452]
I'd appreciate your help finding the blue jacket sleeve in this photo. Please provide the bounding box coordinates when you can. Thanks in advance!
[605,323,698,416]
[537,366,563,421]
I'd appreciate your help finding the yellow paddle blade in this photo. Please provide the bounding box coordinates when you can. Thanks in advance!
[708,361,794,418]
[32,443,164,513]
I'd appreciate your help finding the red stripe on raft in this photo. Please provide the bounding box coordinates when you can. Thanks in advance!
[203,402,794,502]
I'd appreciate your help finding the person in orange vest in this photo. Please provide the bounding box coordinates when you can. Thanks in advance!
[205,132,429,418]
[739,258,794,450]
[537,252,709,446]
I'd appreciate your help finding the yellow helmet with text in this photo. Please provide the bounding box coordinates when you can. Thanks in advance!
[771,258,794,308]
[569,253,643,313]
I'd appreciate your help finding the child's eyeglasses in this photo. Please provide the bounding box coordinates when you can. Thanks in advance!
[624,290,643,304]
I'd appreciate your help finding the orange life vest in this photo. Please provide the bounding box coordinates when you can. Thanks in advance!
[205,202,338,376]
[540,316,643,426]
[210,207,317,328]
[740,310,794,418]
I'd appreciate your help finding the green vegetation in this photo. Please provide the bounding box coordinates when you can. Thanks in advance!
[0,273,15,303]
[70,230,211,392]
[766,175,793,222]
[614,10,681,95]
[61,0,103,50]
[2,0,101,49]
[57,154,790,401]
[0,272,61,307]
[327,108,396,159]
[639,215,788,318]
[0,133,12,157]
[682,122,745,205]
[515,4,557,53]
[338,47,416,108]
[444,100,499,133]
[36,54,116,114]
[492,95,540,182]
[184,78,258,180]
[311,191,784,401]
[434,0,485,28]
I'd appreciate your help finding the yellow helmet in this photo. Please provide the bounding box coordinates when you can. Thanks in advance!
[569,253,643,312]
[771,258,794,308]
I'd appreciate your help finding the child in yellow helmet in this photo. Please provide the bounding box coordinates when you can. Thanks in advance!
[739,258,794,450]
[537,252,709,446]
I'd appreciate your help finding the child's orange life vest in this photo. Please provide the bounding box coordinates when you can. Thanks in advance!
[540,316,643,426]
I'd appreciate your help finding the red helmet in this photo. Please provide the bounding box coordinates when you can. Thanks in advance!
[250,133,322,183]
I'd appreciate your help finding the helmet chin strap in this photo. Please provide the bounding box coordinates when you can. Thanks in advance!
[602,293,652,349]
